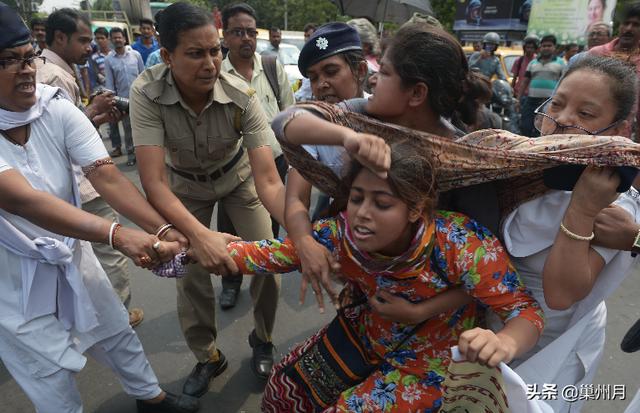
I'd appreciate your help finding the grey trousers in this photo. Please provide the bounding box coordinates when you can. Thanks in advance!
[82,197,132,308]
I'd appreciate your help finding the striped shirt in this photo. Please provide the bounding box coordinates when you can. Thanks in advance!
[525,56,566,98]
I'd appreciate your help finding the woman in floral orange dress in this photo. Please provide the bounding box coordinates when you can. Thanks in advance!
[226,141,544,412]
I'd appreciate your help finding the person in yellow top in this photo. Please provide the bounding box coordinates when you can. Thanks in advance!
[218,2,295,309]
[129,2,285,397]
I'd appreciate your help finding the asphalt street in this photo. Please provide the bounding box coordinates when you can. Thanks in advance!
[1,155,640,413]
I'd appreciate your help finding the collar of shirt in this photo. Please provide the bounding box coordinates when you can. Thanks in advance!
[141,66,233,111]
[221,52,263,82]
[134,37,158,50]
[40,48,74,77]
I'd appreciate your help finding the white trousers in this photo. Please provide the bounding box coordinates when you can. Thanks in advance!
[1,326,161,413]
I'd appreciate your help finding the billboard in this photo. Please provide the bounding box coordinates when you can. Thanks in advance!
[453,0,531,32]
[528,0,616,45]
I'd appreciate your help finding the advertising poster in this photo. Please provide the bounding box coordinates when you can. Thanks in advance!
[453,0,531,32]
[528,0,616,45]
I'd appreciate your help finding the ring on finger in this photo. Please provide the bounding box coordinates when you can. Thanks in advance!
[140,255,152,265]
[152,241,161,250]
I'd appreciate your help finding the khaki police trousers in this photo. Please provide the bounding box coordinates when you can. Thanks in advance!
[172,160,281,363]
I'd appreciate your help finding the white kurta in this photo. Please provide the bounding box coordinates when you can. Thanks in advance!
[0,88,128,379]
[497,189,640,413]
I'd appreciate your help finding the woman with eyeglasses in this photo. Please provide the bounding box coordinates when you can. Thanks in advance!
[0,4,200,412]
[499,54,640,413]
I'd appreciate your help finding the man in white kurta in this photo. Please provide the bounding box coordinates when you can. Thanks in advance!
[0,83,164,412]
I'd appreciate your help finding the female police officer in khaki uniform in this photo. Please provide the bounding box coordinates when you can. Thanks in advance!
[129,3,286,396]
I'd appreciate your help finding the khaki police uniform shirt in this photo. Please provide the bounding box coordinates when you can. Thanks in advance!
[129,64,275,176]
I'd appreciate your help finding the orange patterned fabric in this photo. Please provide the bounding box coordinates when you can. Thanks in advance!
[227,211,544,412]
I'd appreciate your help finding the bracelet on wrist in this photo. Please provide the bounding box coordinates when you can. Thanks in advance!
[110,223,123,249]
[108,222,118,248]
[631,227,640,257]
[155,223,175,240]
[559,221,594,241]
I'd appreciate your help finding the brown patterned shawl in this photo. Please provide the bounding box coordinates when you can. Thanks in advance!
[278,102,640,220]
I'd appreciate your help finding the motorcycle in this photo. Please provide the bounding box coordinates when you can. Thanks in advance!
[489,79,519,134]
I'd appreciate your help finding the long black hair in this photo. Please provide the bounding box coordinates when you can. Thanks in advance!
[385,23,484,125]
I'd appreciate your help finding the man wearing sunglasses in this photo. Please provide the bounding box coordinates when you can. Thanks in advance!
[217,3,293,322]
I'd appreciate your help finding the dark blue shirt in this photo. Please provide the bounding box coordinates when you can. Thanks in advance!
[131,37,159,64]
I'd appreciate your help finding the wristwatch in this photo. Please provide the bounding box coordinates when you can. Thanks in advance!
[632,228,640,257]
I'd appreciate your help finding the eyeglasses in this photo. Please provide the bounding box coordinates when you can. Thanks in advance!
[589,30,609,37]
[534,97,622,135]
[226,28,258,39]
[0,56,46,73]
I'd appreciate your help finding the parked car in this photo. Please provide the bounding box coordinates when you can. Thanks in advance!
[281,30,305,50]
[256,39,302,88]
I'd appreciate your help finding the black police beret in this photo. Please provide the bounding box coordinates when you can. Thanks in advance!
[0,2,32,51]
[298,22,362,78]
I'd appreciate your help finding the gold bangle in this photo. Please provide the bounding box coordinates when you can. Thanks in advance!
[559,221,594,241]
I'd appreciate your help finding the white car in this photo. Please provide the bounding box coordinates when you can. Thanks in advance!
[256,39,302,88]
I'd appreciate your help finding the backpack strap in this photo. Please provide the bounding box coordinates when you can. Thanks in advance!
[261,55,282,109]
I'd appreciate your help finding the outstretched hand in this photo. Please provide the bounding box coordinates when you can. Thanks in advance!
[296,236,341,313]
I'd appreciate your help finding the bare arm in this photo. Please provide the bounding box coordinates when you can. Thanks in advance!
[543,167,619,310]
[88,163,174,234]
[1,169,111,242]
[282,113,390,177]
[284,169,339,311]
[247,146,286,228]
[0,169,177,267]
[136,145,239,275]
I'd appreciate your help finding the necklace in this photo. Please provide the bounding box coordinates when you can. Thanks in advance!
[0,124,30,146]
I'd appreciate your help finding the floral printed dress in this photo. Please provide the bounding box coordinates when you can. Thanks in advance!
[227,211,544,412]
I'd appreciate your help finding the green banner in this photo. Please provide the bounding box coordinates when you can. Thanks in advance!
[528,0,616,45]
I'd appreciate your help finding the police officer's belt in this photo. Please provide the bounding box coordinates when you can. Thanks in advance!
[170,147,244,182]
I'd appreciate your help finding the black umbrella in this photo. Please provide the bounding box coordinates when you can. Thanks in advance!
[333,0,433,24]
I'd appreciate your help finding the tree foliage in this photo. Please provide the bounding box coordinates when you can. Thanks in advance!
[430,0,456,32]
[86,0,461,33]
[212,0,339,30]
[92,0,113,11]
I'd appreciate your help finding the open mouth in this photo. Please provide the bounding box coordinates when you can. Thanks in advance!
[353,225,375,241]
[17,82,35,93]
[320,95,339,103]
